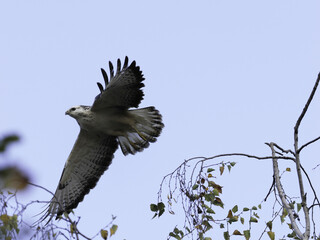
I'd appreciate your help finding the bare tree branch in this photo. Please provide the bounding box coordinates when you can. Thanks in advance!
[292,73,320,239]
[269,142,304,239]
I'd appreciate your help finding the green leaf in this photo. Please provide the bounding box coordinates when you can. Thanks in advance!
[70,223,75,235]
[100,229,108,240]
[267,231,275,240]
[220,223,224,229]
[204,193,215,203]
[289,202,294,209]
[240,217,244,224]
[282,208,288,217]
[150,204,158,212]
[232,205,238,213]
[209,182,223,193]
[243,207,250,212]
[110,224,118,236]
[233,230,242,235]
[213,197,224,208]
[212,189,220,196]
[169,232,175,237]
[207,168,215,173]
[192,184,199,190]
[169,232,181,240]
[287,231,297,238]
[0,214,9,224]
[203,220,212,230]
[266,221,272,230]
[158,209,165,217]
[297,203,302,212]
[227,165,231,172]
[172,227,184,238]
[258,204,261,209]
[287,223,292,229]
[243,230,250,240]
[249,217,258,223]
[157,202,165,216]
[206,208,215,214]
[158,202,165,210]
[230,162,236,167]
[228,216,238,223]
[286,167,291,172]
[219,165,225,175]
[195,225,203,230]
[204,238,212,240]
[223,231,230,240]
[227,210,233,218]
[252,206,257,210]
[0,135,19,153]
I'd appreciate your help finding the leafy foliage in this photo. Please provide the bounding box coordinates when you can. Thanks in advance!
[151,73,320,240]
[0,135,19,153]
[0,135,29,190]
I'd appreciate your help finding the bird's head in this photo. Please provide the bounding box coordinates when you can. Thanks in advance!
[65,105,90,119]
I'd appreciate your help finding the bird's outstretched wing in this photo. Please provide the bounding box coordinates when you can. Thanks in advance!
[41,130,118,222]
[91,56,145,111]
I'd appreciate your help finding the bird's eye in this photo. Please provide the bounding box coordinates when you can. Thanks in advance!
[70,107,76,111]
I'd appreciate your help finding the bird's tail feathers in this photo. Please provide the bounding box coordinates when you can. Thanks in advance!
[118,107,164,155]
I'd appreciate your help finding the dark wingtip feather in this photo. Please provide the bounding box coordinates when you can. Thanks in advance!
[97,82,104,93]
[116,58,121,74]
[100,68,109,87]
[123,56,129,69]
[130,60,136,68]
[109,61,114,78]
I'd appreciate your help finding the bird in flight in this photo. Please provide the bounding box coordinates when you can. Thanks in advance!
[41,57,164,222]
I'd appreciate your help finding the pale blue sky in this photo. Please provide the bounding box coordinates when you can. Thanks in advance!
[1,1,320,239]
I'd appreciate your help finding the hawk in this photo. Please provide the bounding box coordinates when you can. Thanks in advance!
[41,57,164,222]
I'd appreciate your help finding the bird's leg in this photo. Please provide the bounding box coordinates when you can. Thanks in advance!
[132,127,148,141]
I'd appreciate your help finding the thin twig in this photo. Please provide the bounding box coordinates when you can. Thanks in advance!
[65,214,91,240]
[264,177,275,202]
[308,203,320,210]
[300,165,320,208]
[294,72,320,132]
[312,163,320,170]
[298,136,320,153]
[272,142,295,155]
[258,207,281,240]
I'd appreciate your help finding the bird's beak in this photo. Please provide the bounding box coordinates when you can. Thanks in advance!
[65,110,69,115]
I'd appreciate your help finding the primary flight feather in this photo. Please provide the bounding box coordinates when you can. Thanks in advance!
[41,57,164,222]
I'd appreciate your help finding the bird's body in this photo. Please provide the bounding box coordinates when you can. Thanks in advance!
[41,57,163,222]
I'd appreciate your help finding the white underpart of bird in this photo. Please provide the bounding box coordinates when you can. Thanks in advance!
[40,57,164,223]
